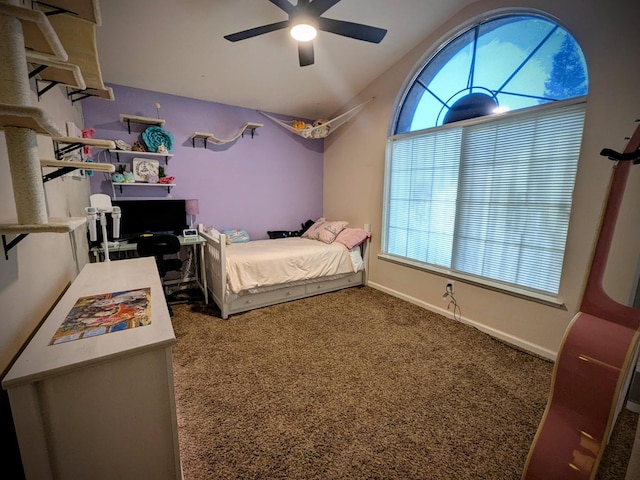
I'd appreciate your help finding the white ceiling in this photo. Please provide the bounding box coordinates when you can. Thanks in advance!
[95,0,475,119]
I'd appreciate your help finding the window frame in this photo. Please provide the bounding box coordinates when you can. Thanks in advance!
[382,97,588,306]
[382,9,588,306]
[390,10,586,135]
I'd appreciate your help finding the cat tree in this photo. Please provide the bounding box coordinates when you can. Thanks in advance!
[0,1,115,257]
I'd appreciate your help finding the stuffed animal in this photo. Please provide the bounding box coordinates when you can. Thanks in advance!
[311,119,330,138]
[132,140,147,152]
[81,127,96,156]
[292,120,307,131]
[146,173,159,183]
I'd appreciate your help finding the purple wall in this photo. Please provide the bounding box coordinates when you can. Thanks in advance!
[82,84,323,240]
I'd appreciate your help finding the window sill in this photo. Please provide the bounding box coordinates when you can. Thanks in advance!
[378,253,567,310]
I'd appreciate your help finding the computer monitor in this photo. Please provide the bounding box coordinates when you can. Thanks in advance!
[113,199,188,239]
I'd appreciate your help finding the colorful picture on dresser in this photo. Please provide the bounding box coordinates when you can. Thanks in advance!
[49,288,151,345]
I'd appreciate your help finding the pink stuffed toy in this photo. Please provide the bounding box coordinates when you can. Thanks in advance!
[82,128,96,156]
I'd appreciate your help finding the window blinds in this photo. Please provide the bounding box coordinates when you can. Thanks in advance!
[385,101,586,295]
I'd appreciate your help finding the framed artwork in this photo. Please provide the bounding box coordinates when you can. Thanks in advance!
[132,158,160,182]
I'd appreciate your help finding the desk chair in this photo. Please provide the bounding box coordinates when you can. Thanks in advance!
[136,234,183,315]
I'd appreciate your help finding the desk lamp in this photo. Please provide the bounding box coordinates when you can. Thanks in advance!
[185,199,199,229]
[85,194,121,261]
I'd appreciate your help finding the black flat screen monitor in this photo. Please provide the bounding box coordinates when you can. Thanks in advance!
[113,199,188,239]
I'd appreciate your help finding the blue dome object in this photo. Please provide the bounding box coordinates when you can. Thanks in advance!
[142,126,174,153]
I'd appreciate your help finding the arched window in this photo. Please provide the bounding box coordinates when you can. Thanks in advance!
[383,13,588,299]
[395,14,588,133]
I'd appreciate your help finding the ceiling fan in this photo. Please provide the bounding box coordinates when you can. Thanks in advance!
[224,0,388,67]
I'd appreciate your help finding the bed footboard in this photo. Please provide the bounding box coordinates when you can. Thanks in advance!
[198,223,370,320]
[198,224,229,318]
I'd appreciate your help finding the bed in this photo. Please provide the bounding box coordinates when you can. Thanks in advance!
[198,222,370,319]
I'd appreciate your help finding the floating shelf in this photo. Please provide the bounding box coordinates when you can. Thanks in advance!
[66,86,114,104]
[120,114,166,134]
[108,149,173,164]
[52,136,116,159]
[0,104,64,136]
[32,0,102,26]
[0,3,68,62]
[27,57,86,100]
[40,158,114,182]
[1,217,87,259]
[44,12,113,103]
[53,136,116,148]
[111,182,176,198]
[191,122,263,148]
[0,217,86,234]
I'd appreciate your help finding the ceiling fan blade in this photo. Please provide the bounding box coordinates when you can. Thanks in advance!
[308,0,342,16]
[317,17,387,43]
[269,0,295,15]
[298,42,314,67]
[224,20,290,42]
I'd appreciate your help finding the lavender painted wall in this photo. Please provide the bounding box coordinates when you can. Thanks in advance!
[82,84,323,240]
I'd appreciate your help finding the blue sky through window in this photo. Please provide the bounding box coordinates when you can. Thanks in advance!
[399,15,587,132]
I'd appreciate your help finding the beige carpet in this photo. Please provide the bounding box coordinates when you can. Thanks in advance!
[171,286,637,479]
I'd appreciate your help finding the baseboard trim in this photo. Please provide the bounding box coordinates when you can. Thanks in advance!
[367,281,557,361]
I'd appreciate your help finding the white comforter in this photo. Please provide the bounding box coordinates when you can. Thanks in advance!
[226,237,357,293]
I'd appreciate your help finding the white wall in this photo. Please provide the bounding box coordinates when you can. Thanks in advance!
[324,0,640,359]
[0,86,90,375]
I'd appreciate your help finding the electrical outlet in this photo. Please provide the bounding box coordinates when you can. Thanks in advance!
[446,281,454,294]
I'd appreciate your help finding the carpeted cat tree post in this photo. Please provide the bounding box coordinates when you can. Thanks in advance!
[0,4,50,225]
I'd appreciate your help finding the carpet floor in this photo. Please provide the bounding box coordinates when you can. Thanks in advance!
[171,286,638,479]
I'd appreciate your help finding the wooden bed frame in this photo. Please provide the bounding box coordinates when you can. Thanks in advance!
[198,224,370,319]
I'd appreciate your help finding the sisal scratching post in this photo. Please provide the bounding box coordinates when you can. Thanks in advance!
[0,6,49,224]
[5,127,48,224]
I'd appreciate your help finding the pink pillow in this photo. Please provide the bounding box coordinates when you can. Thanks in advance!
[335,227,371,249]
[302,217,348,244]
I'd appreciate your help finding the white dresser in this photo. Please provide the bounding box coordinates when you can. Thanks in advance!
[2,258,182,480]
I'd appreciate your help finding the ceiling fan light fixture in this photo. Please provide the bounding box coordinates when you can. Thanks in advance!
[290,22,317,42]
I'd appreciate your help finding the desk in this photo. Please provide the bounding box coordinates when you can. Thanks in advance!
[91,234,208,304]
[2,258,182,479]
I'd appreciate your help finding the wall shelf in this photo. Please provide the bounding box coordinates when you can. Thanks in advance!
[0,217,86,235]
[0,156,108,257]
[28,57,86,100]
[43,11,114,102]
[108,149,173,164]
[191,122,263,148]
[0,104,64,137]
[111,182,175,199]
[67,86,114,103]
[1,217,87,260]
[40,158,114,183]
[120,114,166,134]
[52,136,116,159]
[0,3,67,62]
[110,115,175,199]
[32,0,102,25]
